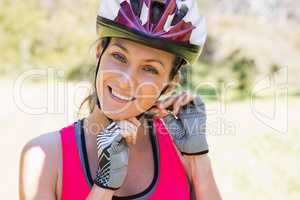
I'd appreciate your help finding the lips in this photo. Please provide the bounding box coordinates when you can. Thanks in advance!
[108,85,136,102]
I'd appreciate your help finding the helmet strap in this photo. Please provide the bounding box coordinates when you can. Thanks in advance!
[94,38,112,122]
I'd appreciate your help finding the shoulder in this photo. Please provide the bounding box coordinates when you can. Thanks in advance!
[22,130,61,147]
[20,131,62,165]
[19,131,62,199]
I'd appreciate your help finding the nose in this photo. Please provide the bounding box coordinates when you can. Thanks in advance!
[117,68,137,91]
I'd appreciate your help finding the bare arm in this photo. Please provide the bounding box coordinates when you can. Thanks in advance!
[183,154,222,200]
[19,133,59,200]
[19,132,116,200]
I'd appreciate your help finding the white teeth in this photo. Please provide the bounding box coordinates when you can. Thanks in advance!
[111,88,133,101]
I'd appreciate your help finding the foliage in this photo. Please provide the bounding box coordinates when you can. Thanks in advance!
[1,0,299,99]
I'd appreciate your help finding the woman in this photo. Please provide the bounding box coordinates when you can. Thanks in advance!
[19,0,221,199]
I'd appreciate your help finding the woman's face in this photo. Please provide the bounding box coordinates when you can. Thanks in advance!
[96,38,176,120]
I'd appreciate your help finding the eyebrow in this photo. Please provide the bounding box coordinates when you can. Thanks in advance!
[144,59,165,68]
[111,42,165,68]
[112,42,129,54]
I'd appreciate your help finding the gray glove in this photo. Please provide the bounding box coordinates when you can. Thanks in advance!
[94,121,130,190]
[162,96,209,155]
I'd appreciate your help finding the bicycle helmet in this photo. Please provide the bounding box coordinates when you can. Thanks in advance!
[97,0,207,65]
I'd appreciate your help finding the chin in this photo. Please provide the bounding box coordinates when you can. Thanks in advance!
[103,112,129,120]
[100,104,140,120]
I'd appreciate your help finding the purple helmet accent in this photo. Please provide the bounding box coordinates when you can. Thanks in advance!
[97,0,207,64]
[98,0,206,45]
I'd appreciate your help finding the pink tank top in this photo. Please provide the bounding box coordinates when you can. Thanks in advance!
[60,117,191,200]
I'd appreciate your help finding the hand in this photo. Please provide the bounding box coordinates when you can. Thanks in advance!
[149,91,195,118]
[119,117,141,146]
[150,92,209,155]
[94,117,141,190]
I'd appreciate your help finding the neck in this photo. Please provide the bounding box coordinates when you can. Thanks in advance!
[83,106,111,136]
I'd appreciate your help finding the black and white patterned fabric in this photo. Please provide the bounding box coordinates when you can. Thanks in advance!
[94,121,129,190]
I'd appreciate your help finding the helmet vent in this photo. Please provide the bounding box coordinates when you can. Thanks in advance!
[151,1,166,26]
[171,4,188,26]
[130,0,143,17]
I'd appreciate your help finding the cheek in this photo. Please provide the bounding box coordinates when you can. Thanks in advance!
[135,80,163,107]
[96,60,121,89]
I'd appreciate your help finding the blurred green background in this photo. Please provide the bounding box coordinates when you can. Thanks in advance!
[1,0,300,97]
[1,0,299,199]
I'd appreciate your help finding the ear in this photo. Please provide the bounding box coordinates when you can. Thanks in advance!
[162,72,182,96]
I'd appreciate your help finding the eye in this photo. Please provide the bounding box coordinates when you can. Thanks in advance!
[143,65,159,74]
[111,53,127,63]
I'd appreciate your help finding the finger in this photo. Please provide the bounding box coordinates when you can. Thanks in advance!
[159,92,183,109]
[173,93,188,116]
[174,94,194,115]
[150,106,169,118]
[120,129,129,137]
[181,94,198,110]
[159,109,169,118]
[127,117,141,128]
[125,136,133,145]
[132,132,137,145]
[119,129,130,144]
[131,130,138,145]
[181,94,194,107]
[160,94,180,109]
[119,120,137,133]
[148,106,159,113]
[148,107,160,115]
[124,131,135,145]
[159,93,185,116]
[124,119,139,145]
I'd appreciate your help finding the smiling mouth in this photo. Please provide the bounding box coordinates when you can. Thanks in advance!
[108,85,136,102]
